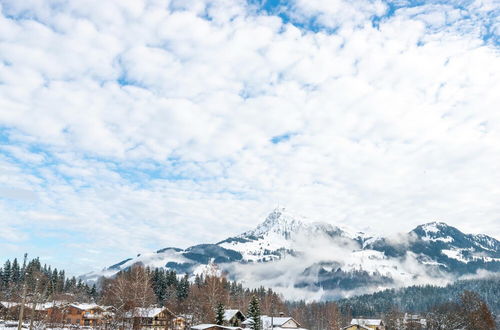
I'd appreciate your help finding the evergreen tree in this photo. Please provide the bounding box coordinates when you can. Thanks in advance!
[215,302,225,325]
[89,284,98,301]
[248,295,261,330]
[10,258,20,285]
[176,274,190,301]
[2,260,11,288]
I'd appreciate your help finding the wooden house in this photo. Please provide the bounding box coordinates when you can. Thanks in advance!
[58,303,105,327]
[0,301,19,320]
[127,306,183,330]
[243,315,307,330]
[343,319,386,330]
[223,309,246,327]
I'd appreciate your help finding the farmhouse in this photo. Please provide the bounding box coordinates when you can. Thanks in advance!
[343,318,386,330]
[224,309,246,326]
[60,303,106,327]
[126,306,184,330]
[192,324,243,330]
[243,315,307,330]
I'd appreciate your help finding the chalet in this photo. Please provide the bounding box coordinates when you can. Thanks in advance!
[126,306,184,330]
[343,319,386,330]
[59,303,106,327]
[224,309,246,326]
[0,301,19,320]
[243,315,307,330]
[403,314,427,329]
[0,301,49,321]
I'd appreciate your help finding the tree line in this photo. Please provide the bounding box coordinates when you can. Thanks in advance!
[0,255,98,302]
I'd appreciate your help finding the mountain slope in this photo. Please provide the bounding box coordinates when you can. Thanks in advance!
[82,208,500,299]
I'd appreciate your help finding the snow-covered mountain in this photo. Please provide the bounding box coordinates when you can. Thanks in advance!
[82,208,500,299]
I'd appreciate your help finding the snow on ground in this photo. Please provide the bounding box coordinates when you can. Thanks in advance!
[441,249,469,263]
[422,236,453,243]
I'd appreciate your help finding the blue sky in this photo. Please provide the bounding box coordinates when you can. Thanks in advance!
[0,0,499,275]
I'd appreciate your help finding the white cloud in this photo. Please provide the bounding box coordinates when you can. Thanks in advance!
[0,0,499,275]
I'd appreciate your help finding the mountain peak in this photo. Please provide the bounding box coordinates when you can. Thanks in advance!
[250,207,307,237]
[418,221,451,233]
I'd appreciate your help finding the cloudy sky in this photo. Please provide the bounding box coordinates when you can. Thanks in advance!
[0,0,499,275]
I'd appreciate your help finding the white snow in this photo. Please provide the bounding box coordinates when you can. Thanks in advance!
[422,236,453,243]
[441,249,469,263]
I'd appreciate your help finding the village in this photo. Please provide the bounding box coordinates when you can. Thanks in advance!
[0,300,428,330]
[0,257,444,330]
[1,258,496,330]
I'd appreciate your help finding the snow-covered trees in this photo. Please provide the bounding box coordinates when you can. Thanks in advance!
[248,296,261,330]
[215,302,225,325]
[0,256,95,302]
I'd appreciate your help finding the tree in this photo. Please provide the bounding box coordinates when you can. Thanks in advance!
[2,260,11,288]
[177,274,190,301]
[10,258,20,285]
[460,290,495,330]
[101,265,156,328]
[215,302,225,325]
[248,296,261,330]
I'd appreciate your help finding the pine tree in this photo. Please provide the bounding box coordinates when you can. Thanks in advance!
[2,260,11,288]
[177,274,190,301]
[248,295,261,330]
[215,302,225,325]
[10,258,20,285]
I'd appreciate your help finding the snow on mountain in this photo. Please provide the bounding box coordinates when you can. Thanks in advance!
[410,221,500,265]
[218,208,366,262]
[81,209,500,299]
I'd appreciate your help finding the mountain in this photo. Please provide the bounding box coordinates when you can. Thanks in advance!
[81,208,500,299]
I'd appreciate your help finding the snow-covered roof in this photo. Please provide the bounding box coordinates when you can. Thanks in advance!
[342,325,371,330]
[224,309,245,321]
[192,324,243,330]
[0,301,20,308]
[1,301,70,311]
[34,301,69,311]
[69,303,103,311]
[350,319,384,326]
[125,307,175,318]
[135,307,164,318]
[243,316,302,329]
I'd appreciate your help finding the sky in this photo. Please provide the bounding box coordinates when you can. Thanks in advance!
[0,0,499,276]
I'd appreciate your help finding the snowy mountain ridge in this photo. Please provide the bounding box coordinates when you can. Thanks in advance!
[81,208,500,299]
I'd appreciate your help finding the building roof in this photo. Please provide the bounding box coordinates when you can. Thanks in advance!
[0,301,19,308]
[243,316,302,329]
[224,309,245,321]
[69,303,103,311]
[342,325,371,330]
[350,319,384,326]
[125,306,176,318]
[1,301,73,311]
[192,324,243,330]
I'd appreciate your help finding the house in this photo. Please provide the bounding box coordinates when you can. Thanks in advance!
[343,319,386,330]
[60,303,106,327]
[242,315,307,330]
[0,301,19,320]
[126,306,183,330]
[403,314,427,329]
[1,301,49,322]
[192,324,243,330]
[224,309,246,326]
